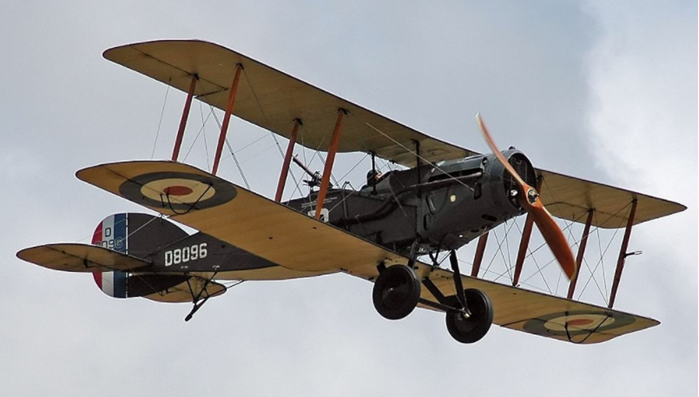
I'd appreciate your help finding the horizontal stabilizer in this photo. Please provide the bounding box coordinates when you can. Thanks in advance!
[143,277,226,303]
[17,243,151,273]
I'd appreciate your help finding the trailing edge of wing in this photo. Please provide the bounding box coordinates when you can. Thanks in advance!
[17,243,151,273]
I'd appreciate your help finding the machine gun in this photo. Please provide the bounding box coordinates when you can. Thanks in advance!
[292,155,330,189]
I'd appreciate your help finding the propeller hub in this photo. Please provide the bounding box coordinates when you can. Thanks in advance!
[526,188,539,204]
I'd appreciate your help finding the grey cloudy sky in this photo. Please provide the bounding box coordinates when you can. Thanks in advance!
[1,1,696,396]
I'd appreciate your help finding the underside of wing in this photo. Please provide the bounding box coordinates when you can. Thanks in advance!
[103,40,473,168]
[76,160,659,344]
[356,262,659,344]
[537,169,686,229]
[76,160,407,274]
[17,243,151,273]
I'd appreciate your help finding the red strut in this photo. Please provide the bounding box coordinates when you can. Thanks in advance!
[212,64,243,176]
[275,120,301,202]
[471,232,489,277]
[171,74,198,161]
[608,200,638,308]
[314,109,346,220]
[567,209,594,300]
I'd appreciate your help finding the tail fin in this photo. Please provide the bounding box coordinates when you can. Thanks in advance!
[91,213,188,298]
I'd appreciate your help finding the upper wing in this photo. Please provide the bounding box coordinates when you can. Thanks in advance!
[17,243,150,272]
[104,40,473,168]
[537,169,686,228]
[103,40,684,228]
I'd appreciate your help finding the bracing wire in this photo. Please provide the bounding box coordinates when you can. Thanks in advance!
[365,121,481,192]
[151,82,172,159]
[207,108,251,190]
[182,102,215,164]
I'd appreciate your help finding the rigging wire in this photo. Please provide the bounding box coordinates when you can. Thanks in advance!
[511,217,553,294]
[208,109,251,190]
[516,210,591,293]
[239,67,308,203]
[151,81,172,159]
[337,153,370,183]
[577,205,629,304]
[225,139,251,190]
[484,221,519,283]
[182,102,215,165]
[365,121,484,193]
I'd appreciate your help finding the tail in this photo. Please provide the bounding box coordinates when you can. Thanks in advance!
[91,213,189,298]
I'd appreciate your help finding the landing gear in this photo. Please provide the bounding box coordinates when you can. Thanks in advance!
[372,265,421,320]
[445,289,493,344]
[371,247,494,344]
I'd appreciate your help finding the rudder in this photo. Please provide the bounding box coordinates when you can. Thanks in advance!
[92,213,188,298]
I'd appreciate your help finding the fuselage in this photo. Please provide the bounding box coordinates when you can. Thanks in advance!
[286,149,537,256]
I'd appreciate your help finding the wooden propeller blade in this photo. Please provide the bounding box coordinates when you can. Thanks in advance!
[476,114,526,188]
[476,114,577,279]
[526,199,577,279]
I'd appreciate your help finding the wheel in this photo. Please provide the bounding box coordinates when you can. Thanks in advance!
[445,288,494,343]
[372,265,421,320]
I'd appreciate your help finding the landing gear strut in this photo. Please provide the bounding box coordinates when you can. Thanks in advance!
[371,247,494,343]
[443,250,493,343]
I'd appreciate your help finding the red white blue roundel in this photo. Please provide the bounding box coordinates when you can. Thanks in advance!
[523,310,636,338]
[118,171,237,212]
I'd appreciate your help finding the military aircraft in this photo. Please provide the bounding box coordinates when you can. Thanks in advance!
[17,40,686,344]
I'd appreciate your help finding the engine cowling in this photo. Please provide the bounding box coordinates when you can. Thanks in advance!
[418,149,537,250]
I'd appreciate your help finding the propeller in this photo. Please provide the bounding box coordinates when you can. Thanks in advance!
[476,114,577,280]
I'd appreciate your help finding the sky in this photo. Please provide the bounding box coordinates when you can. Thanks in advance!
[1,1,696,396]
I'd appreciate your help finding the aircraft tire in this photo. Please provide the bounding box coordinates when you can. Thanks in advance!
[445,289,494,343]
[372,265,421,320]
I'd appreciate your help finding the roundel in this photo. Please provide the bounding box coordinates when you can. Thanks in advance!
[119,171,237,212]
[522,310,636,338]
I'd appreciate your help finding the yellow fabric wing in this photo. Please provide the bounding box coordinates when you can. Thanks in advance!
[104,40,472,168]
[103,40,684,228]
[409,264,659,344]
[77,160,406,273]
[17,243,151,273]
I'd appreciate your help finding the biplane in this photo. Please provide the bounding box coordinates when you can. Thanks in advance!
[17,40,686,344]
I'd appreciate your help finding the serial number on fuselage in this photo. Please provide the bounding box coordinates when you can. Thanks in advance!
[164,243,208,267]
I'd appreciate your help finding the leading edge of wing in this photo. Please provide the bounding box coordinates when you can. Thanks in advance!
[103,39,474,168]
[76,160,409,275]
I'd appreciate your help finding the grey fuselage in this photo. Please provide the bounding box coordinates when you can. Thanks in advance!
[286,149,536,256]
